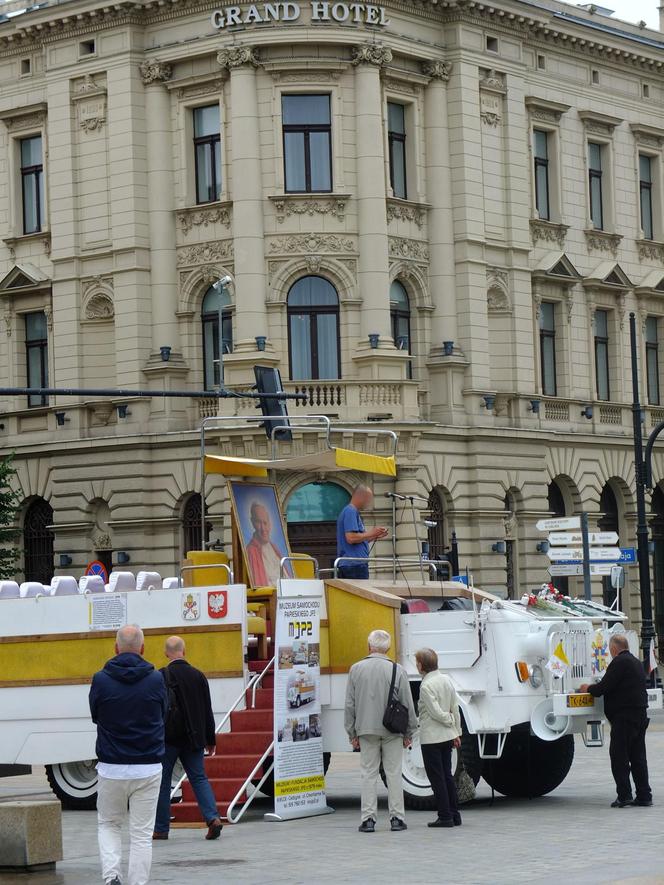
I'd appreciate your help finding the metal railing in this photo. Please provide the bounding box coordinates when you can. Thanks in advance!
[330,556,453,581]
[279,554,320,581]
[178,562,234,586]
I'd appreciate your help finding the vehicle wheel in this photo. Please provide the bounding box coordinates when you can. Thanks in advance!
[258,751,331,798]
[46,761,98,810]
[383,720,482,811]
[481,725,574,798]
[295,697,301,708]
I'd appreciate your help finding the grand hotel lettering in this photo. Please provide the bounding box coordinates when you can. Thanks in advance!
[211,2,391,28]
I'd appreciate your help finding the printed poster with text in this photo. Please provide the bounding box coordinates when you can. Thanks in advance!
[273,592,327,819]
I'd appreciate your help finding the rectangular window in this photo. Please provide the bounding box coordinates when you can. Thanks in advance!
[640,154,654,241]
[588,142,604,230]
[534,129,550,221]
[539,301,557,396]
[193,105,221,205]
[646,315,660,406]
[25,311,48,408]
[20,135,44,235]
[594,309,610,401]
[282,94,332,193]
[387,102,407,200]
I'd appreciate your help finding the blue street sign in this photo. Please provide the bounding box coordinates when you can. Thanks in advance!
[559,547,637,566]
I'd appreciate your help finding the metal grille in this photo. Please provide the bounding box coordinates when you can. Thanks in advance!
[182,493,211,556]
[23,498,54,584]
[563,630,589,680]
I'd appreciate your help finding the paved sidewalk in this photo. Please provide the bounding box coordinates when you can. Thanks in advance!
[3,728,664,885]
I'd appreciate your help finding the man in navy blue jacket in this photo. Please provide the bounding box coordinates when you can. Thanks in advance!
[89,624,168,885]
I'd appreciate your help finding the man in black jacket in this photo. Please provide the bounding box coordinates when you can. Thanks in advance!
[153,636,223,841]
[89,623,168,885]
[580,634,652,808]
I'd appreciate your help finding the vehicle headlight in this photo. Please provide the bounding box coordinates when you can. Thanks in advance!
[530,664,544,689]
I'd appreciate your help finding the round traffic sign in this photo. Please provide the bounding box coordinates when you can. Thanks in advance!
[85,560,109,583]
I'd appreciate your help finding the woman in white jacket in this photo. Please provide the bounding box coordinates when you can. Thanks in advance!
[416,647,463,828]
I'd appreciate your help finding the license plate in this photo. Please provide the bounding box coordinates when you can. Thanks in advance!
[567,694,594,708]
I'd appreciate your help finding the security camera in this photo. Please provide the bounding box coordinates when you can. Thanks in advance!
[213,275,232,290]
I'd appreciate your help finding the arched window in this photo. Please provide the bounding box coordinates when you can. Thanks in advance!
[202,284,233,389]
[23,497,54,584]
[182,493,211,556]
[287,276,340,380]
[390,280,412,379]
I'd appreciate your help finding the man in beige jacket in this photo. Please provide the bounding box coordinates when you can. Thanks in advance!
[344,629,417,833]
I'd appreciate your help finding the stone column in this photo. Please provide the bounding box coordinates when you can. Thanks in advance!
[422,60,456,354]
[352,44,393,348]
[217,47,268,357]
[139,60,180,359]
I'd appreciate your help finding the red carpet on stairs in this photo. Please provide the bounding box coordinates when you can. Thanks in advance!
[171,661,274,824]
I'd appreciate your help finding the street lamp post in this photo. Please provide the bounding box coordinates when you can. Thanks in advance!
[629,312,657,674]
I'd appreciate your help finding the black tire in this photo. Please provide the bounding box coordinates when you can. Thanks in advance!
[481,725,574,798]
[399,717,481,811]
[46,761,98,810]
[258,751,331,798]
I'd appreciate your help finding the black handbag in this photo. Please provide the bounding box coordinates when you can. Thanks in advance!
[382,661,410,735]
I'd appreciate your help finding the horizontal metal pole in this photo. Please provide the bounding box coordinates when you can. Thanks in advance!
[0,386,303,401]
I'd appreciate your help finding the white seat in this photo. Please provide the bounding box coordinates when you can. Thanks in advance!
[79,575,106,594]
[43,584,53,595]
[162,577,180,590]
[108,571,136,593]
[136,571,162,593]
[19,581,45,598]
[0,580,20,599]
[51,576,81,596]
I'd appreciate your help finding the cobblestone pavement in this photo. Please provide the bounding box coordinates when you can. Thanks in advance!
[2,725,664,885]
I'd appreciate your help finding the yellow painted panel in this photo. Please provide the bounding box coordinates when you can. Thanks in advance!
[0,629,244,686]
[292,557,316,579]
[320,625,330,669]
[184,551,230,587]
[326,584,398,672]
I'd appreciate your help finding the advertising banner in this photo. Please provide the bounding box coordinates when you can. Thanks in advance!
[272,580,328,820]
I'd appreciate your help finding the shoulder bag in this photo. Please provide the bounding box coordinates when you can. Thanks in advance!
[382,661,410,735]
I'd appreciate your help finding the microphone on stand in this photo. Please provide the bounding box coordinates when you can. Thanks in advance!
[384,491,407,500]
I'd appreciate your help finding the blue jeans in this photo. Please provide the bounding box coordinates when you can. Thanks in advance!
[338,563,369,579]
[154,745,219,833]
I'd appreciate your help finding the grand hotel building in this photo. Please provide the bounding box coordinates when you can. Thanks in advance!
[3,0,664,637]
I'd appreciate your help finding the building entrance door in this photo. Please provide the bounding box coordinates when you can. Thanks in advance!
[286,482,350,572]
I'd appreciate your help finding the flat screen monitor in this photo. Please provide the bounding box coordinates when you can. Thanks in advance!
[253,365,292,442]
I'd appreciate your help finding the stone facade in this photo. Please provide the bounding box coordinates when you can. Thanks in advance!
[2,0,664,630]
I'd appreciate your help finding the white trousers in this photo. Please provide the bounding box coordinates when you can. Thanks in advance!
[97,773,161,885]
[359,734,405,822]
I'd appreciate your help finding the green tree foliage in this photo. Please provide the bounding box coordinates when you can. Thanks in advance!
[0,454,20,579]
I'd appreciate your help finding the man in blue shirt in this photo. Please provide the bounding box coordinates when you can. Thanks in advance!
[336,485,387,579]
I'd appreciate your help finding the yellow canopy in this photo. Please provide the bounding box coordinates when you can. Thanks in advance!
[205,447,396,478]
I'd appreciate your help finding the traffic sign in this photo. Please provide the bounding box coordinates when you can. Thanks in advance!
[547,531,619,546]
[536,516,581,532]
[547,547,621,562]
[618,547,637,564]
[549,563,615,577]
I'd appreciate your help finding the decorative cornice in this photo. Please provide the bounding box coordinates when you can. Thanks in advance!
[217,46,260,70]
[525,96,570,124]
[529,219,569,248]
[636,239,664,263]
[584,228,623,258]
[350,43,392,67]
[421,59,452,82]
[268,194,349,224]
[177,203,232,235]
[177,240,234,267]
[479,68,506,94]
[268,234,356,255]
[630,123,664,148]
[388,236,429,263]
[578,110,622,135]
[0,101,47,131]
[139,59,173,86]
[386,199,427,229]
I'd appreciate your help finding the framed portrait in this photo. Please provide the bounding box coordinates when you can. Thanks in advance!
[228,481,293,589]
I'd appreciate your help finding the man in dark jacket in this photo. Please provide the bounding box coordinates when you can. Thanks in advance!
[153,636,223,841]
[580,633,652,808]
[89,624,167,885]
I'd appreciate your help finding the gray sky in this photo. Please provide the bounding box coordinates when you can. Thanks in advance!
[599,0,660,30]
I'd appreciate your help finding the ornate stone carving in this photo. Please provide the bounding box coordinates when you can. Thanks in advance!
[480,109,501,127]
[177,79,224,100]
[85,293,114,320]
[72,75,107,132]
[271,197,347,224]
[305,255,322,273]
[530,108,558,124]
[421,60,452,81]
[487,268,511,313]
[479,69,506,93]
[272,71,341,84]
[4,111,45,131]
[177,240,234,267]
[268,234,355,255]
[3,309,13,337]
[382,78,418,95]
[93,532,112,550]
[584,229,622,258]
[43,236,51,257]
[177,205,231,234]
[618,292,627,329]
[564,291,574,324]
[530,219,568,247]
[139,60,173,85]
[637,239,664,262]
[217,47,260,70]
[43,304,53,331]
[386,200,426,229]
[388,237,429,262]
[267,259,289,285]
[350,44,393,67]
[532,293,542,321]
